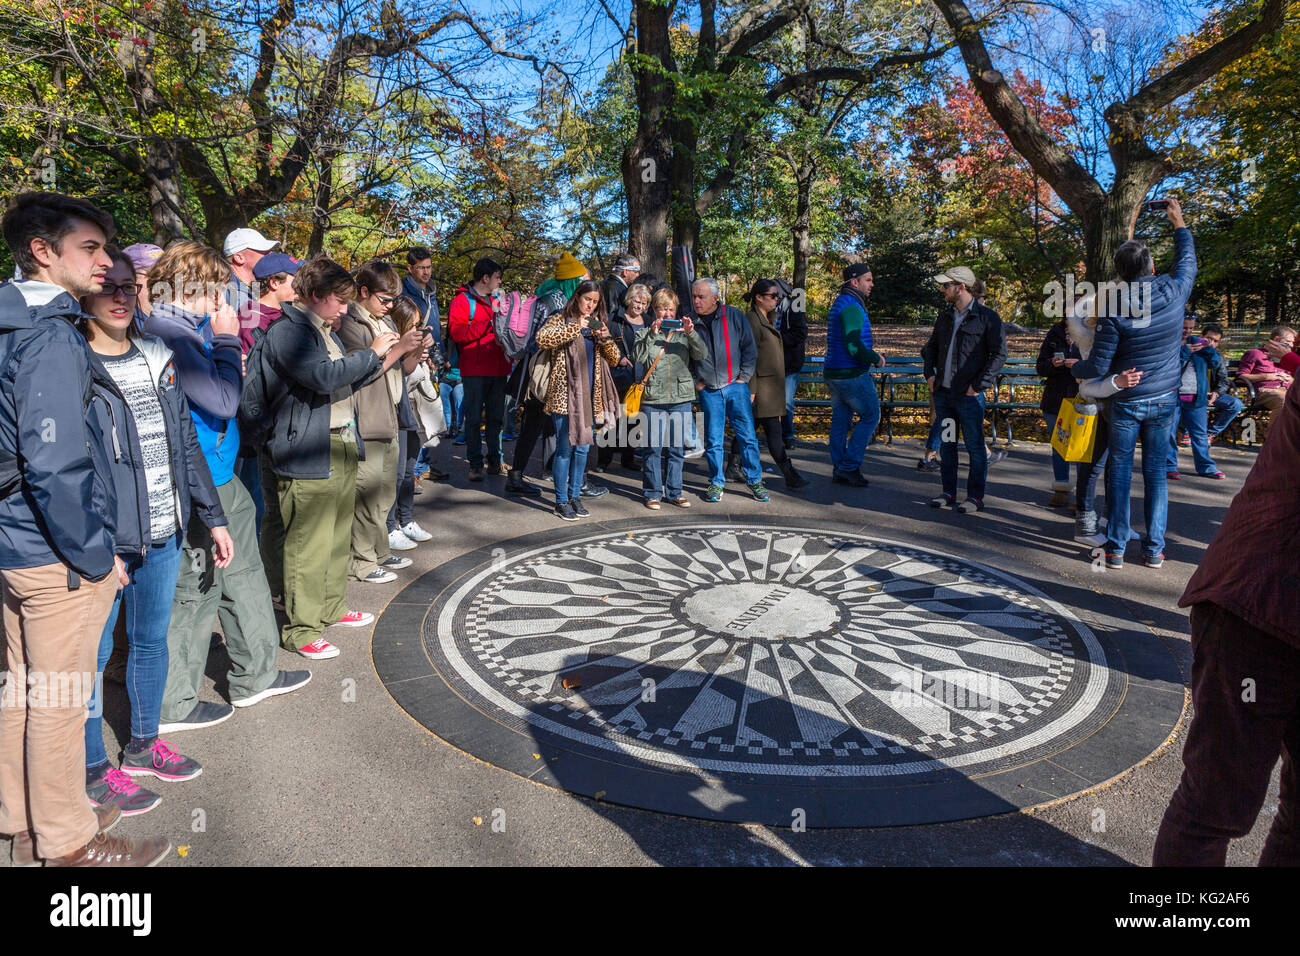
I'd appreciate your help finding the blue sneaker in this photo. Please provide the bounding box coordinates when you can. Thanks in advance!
[704,484,724,503]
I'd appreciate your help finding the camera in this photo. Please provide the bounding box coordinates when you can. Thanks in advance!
[1145,199,1170,213]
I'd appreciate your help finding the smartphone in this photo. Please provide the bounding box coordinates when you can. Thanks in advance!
[1052,351,1065,362]
[1187,336,1206,346]
[1145,199,1170,212]
[660,316,683,332]
[586,315,602,330]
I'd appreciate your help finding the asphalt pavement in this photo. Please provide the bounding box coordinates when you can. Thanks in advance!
[29,430,1280,867]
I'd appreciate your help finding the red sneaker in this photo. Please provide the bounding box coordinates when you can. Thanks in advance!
[297,637,340,660]
[331,610,374,628]
[1166,472,1181,480]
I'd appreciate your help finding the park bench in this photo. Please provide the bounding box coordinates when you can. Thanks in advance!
[792,355,1045,444]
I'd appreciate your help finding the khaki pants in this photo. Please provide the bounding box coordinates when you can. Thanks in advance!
[349,437,397,580]
[0,564,118,858]
[279,435,357,651]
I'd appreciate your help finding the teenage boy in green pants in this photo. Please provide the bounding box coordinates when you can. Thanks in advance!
[260,256,403,659]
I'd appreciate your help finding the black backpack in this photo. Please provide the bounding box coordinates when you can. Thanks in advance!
[236,322,285,452]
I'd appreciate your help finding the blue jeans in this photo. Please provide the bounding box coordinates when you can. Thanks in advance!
[85,533,185,768]
[1106,393,1178,559]
[440,380,464,433]
[925,415,943,453]
[934,390,989,501]
[641,403,691,500]
[1207,392,1243,437]
[1051,449,1071,486]
[826,371,880,473]
[699,383,761,486]
[551,413,590,503]
[782,372,799,441]
[1167,400,1217,475]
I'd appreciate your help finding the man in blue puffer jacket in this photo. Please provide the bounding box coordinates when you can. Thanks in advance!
[0,191,172,867]
[1071,197,1196,569]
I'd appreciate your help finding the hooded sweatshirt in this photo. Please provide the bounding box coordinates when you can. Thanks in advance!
[142,301,243,486]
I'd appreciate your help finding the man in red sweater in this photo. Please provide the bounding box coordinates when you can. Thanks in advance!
[1153,335,1300,866]
[448,257,511,480]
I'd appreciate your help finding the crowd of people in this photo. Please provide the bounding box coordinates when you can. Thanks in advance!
[1,188,1297,869]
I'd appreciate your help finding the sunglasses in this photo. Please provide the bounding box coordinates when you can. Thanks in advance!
[376,294,397,306]
[95,282,141,297]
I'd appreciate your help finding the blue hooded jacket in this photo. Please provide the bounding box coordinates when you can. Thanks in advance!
[1071,227,1197,400]
[0,281,117,579]
[143,301,243,485]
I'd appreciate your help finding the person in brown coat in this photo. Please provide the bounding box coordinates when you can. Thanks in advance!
[726,279,807,488]
[535,279,622,520]
[1152,353,1300,866]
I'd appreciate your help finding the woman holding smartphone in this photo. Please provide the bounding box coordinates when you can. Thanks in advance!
[78,246,233,815]
[535,279,622,520]
[635,288,707,508]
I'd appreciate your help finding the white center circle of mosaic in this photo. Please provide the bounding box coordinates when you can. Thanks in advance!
[429,526,1116,778]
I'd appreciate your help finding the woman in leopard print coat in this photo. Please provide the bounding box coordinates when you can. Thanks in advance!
[534,280,622,517]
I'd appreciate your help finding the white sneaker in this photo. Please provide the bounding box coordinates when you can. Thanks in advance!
[684,447,705,460]
[388,529,417,551]
[330,610,374,628]
[361,569,397,584]
[401,521,433,543]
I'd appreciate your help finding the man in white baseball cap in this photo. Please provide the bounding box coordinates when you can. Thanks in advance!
[222,227,279,311]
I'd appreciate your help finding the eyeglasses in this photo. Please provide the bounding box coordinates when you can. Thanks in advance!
[95,282,141,297]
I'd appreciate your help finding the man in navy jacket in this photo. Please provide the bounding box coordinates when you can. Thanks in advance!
[0,191,170,867]
[1072,197,1196,568]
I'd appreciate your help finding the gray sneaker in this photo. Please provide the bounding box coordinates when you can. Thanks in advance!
[231,669,312,709]
[87,764,161,817]
[157,700,234,734]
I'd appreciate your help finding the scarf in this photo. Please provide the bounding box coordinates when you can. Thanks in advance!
[561,327,617,446]
[536,276,582,301]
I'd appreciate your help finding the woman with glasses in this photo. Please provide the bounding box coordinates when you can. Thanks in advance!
[535,280,622,520]
[635,287,706,508]
[337,261,427,582]
[726,279,808,489]
[78,246,233,816]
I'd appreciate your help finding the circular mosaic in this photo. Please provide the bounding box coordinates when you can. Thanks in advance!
[374,518,1185,826]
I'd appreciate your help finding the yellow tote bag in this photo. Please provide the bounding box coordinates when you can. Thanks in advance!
[1051,398,1099,462]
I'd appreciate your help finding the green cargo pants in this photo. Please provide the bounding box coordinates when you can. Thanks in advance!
[349,436,397,580]
[279,434,358,651]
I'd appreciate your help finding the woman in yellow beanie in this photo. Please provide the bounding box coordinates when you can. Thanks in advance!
[554,252,587,282]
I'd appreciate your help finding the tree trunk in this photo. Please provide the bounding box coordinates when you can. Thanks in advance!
[622,0,674,279]
[791,159,815,290]
[307,148,336,256]
[1264,284,1280,326]
[145,138,186,245]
